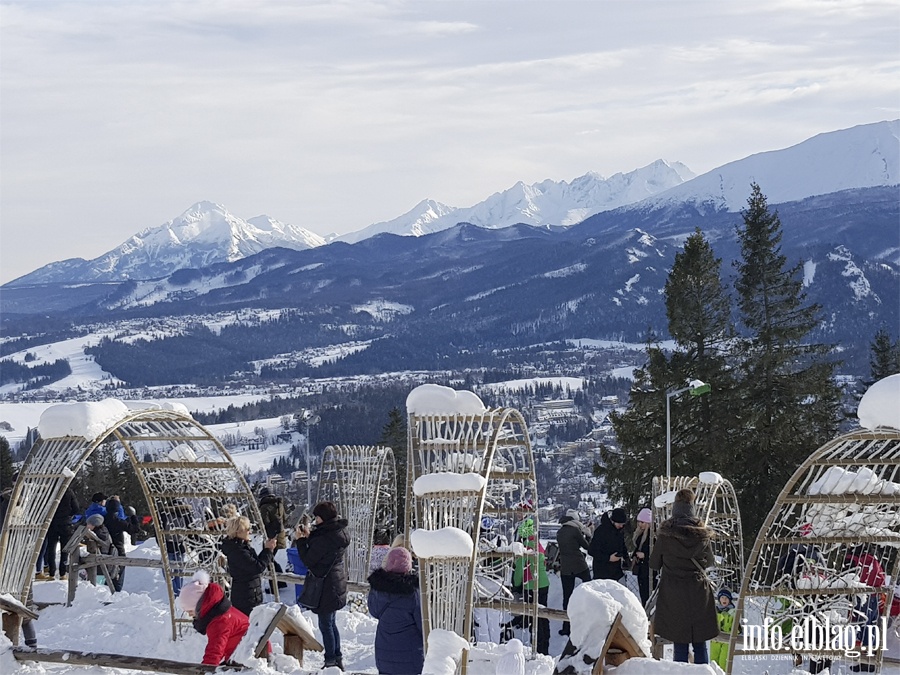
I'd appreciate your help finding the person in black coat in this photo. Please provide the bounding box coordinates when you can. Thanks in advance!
[588,508,630,580]
[44,486,80,579]
[556,509,593,635]
[367,546,424,675]
[632,507,653,607]
[221,515,276,618]
[104,495,142,591]
[294,501,350,671]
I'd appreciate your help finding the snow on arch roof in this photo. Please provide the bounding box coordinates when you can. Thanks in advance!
[406,383,486,415]
[858,373,900,431]
[37,398,131,441]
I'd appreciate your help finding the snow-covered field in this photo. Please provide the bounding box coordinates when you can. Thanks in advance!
[9,543,899,675]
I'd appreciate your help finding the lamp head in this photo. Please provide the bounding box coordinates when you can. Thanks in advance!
[688,380,711,396]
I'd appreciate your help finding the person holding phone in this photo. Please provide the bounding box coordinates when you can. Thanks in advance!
[221,516,277,618]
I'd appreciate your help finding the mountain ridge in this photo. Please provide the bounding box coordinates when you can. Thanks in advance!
[5,120,898,287]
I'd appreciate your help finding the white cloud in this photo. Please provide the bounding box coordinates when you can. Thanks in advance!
[1,0,897,283]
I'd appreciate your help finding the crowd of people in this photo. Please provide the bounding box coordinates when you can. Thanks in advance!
[7,477,891,674]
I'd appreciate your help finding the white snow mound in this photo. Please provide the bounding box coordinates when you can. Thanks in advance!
[858,374,900,431]
[414,472,486,496]
[410,527,474,559]
[38,398,130,441]
[406,383,486,415]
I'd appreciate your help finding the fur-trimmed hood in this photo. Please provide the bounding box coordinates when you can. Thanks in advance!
[367,568,419,595]
[657,518,712,555]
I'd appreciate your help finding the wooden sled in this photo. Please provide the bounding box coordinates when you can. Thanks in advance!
[13,603,322,674]
[554,612,648,675]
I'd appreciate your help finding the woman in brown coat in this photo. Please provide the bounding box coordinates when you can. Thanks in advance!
[649,488,718,665]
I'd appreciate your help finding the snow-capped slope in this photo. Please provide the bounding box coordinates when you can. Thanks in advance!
[10,202,325,285]
[643,120,899,212]
[337,160,694,243]
[336,199,459,244]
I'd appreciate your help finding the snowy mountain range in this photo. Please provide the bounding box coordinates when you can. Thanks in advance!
[335,159,695,244]
[5,119,898,288]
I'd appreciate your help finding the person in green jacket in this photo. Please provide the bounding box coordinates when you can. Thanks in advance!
[710,588,736,669]
[510,518,550,654]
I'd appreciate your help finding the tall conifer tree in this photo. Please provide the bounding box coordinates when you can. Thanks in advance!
[869,327,900,382]
[607,229,737,511]
[733,183,840,539]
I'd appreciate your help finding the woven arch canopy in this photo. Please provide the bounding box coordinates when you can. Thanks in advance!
[651,473,745,596]
[0,400,274,640]
[316,445,397,585]
[406,384,540,658]
[728,427,900,674]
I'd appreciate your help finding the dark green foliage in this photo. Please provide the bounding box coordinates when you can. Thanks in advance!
[732,184,841,543]
[0,436,14,490]
[869,327,900,382]
[0,358,72,389]
[379,407,408,529]
[608,230,741,515]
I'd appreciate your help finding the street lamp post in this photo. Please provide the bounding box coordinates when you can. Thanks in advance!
[665,379,712,480]
[301,411,321,510]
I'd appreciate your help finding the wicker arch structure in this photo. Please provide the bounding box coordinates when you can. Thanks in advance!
[651,475,744,595]
[316,445,397,585]
[406,406,540,657]
[727,428,900,674]
[0,406,276,640]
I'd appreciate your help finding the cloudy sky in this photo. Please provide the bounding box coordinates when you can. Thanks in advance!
[1,0,897,284]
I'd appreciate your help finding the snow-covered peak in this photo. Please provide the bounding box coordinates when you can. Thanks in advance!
[645,120,899,212]
[13,202,328,284]
[337,198,458,244]
[337,160,693,242]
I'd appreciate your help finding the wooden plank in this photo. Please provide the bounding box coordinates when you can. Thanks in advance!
[472,598,569,622]
[12,648,220,675]
[253,605,287,659]
[276,612,323,652]
[0,596,39,620]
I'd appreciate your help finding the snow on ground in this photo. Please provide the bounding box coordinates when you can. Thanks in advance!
[8,542,900,674]
[479,377,585,393]
[0,332,123,395]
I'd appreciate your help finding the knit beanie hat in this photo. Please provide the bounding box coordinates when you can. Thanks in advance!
[566,509,580,520]
[313,501,338,522]
[717,588,734,604]
[518,518,535,539]
[672,488,696,520]
[383,546,413,574]
[177,570,210,613]
[91,492,107,503]
[637,508,652,523]
[86,514,104,527]
[610,508,628,524]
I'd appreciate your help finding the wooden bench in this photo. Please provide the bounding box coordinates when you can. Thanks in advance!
[555,612,648,675]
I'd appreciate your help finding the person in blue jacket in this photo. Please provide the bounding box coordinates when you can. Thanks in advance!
[367,546,424,675]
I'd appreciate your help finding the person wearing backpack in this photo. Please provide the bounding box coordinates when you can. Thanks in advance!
[556,509,592,635]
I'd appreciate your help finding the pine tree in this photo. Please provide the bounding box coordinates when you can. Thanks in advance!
[379,407,408,532]
[607,229,738,512]
[0,436,14,489]
[733,183,841,541]
[869,327,900,382]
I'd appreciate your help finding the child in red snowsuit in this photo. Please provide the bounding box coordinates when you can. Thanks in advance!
[178,571,249,665]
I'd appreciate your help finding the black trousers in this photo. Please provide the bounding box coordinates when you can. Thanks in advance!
[560,569,592,634]
[511,586,549,655]
[44,522,72,576]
